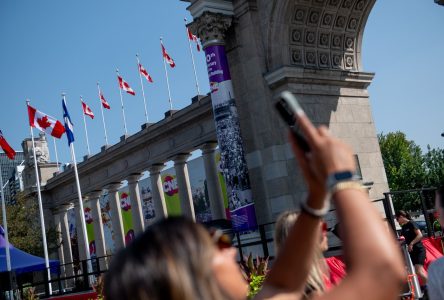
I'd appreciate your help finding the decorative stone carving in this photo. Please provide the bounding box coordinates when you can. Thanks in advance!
[191,11,232,46]
[286,0,374,71]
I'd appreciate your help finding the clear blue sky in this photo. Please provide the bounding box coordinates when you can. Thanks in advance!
[0,1,443,165]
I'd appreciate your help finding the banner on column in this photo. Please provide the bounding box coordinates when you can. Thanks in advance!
[161,173,181,216]
[84,206,96,257]
[205,44,257,231]
[119,190,135,245]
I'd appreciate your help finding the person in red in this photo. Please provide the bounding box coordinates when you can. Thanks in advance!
[396,210,428,288]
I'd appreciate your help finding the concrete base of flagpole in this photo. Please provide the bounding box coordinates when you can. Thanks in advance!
[191,95,206,103]
[120,134,129,142]
[101,145,111,152]
[141,123,154,130]
[164,110,178,118]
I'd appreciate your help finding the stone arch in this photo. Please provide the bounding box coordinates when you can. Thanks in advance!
[267,0,375,72]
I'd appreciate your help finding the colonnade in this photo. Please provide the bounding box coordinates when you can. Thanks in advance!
[52,142,226,276]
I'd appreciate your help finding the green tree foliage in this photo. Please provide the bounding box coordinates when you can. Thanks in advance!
[423,145,444,188]
[0,192,59,257]
[378,131,444,211]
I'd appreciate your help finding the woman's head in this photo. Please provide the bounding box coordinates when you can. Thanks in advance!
[275,211,328,253]
[104,217,247,300]
[395,210,411,225]
[274,211,328,296]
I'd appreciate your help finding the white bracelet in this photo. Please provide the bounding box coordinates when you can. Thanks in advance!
[301,200,330,218]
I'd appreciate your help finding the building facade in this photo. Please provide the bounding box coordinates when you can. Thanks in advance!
[0,151,25,204]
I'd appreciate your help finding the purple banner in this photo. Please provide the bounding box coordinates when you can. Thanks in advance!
[205,44,257,232]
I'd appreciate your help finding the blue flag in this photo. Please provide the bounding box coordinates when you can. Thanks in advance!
[62,98,75,145]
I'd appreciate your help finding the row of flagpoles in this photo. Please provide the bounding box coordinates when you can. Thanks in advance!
[0,19,202,295]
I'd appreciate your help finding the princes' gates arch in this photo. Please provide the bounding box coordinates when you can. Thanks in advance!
[27,0,388,268]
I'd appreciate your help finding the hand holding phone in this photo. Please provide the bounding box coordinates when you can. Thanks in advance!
[275,91,311,152]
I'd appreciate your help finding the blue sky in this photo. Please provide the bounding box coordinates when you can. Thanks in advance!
[0,1,443,165]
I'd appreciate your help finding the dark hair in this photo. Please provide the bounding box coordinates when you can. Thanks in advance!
[104,217,228,300]
[437,186,444,208]
[395,210,412,220]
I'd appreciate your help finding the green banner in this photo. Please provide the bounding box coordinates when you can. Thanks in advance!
[162,173,181,215]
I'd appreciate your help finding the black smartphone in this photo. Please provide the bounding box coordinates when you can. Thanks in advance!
[275,91,311,152]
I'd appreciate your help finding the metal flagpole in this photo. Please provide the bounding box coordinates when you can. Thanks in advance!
[27,99,52,295]
[0,164,14,298]
[160,37,173,111]
[136,54,149,123]
[52,137,60,172]
[96,82,109,145]
[62,94,93,285]
[116,69,128,135]
[80,96,91,156]
[184,18,201,96]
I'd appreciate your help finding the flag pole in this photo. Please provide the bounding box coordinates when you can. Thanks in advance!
[62,93,93,285]
[184,18,201,96]
[0,163,14,298]
[116,69,128,135]
[96,82,109,145]
[136,54,149,123]
[52,137,60,172]
[26,99,52,295]
[80,96,91,156]
[160,37,173,111]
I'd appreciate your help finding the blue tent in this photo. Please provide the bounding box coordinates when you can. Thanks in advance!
[0,226,59,274]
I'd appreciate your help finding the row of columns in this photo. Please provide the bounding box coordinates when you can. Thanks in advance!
[53,142,226,276]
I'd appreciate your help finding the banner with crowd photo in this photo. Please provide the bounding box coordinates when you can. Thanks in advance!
[205,44,257,231]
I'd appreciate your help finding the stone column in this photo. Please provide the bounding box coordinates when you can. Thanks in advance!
[74,201,88,261]
[86,191,108,271]
[106,183,126,250]
[190,9,257,231]
[148,164,168,221]
[53,205,74,284]
[127,174,145,235]
[201,142,226,220]
[173,154,195,220]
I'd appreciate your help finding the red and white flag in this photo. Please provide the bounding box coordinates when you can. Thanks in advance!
[0,130,16,160]
[27,105,66,138]
[118,76,136,95]
[138,63,153,83]
[187,28,201,52]
[100,92,111,109]
[81,100,94,119]
[161,43,176,68]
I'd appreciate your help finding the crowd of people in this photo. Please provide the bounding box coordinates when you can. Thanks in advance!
[100,101,444,300]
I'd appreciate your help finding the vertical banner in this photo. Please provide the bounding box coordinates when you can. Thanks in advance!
[205,45,257,231]
[119,191,135,244]
[84,206,96,257]
[162,173,181,215]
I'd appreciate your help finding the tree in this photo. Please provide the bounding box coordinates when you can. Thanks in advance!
[378,132,426,210]
[0,192,59,257]
[423,145,444,188]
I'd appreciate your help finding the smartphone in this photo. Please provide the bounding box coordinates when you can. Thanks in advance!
[275,91,311,152]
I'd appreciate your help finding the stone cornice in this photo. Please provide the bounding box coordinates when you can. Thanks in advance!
[187,0,234,19]
[264,66,374,90]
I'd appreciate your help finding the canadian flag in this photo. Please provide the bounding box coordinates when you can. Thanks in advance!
[0,130,16,160]
[81,99,94,119]
[187,28,201,52]
[100,92,111,109]
[118,76,136,95]
[27,105,66,138]
[161,43,176,68]
[139,63,153,83]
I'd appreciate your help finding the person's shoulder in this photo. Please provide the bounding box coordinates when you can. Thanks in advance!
[429,257,444,271]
